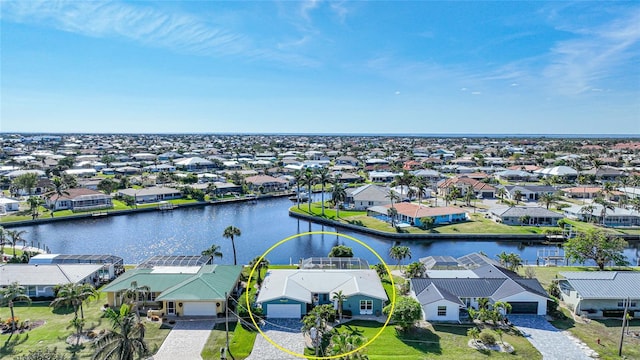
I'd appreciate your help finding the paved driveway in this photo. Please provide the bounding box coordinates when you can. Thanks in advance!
[245,319,305,360]
[509,315,596,360]
[152,320,215,360]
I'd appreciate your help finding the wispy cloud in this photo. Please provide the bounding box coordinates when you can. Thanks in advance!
[543,8,640,94]
[1,1,320,67]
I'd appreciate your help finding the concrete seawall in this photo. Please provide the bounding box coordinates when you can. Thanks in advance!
[0,193,292,228]
[288,210,640,242]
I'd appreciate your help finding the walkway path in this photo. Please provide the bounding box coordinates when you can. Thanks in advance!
[245,319,305,360]
[152,320,215,360]
[509,315,597,360]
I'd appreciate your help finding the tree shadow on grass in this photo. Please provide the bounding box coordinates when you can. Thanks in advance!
[395,326,441,355]
[0,333,29,357]
[52,305,75,315]
[66,343,85,360]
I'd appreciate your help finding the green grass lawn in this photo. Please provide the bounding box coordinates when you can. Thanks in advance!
[0,293,171,359]
[290,203,366,219]
[551,308,640,360]
[330,320,541,359]
[201,322,257,360]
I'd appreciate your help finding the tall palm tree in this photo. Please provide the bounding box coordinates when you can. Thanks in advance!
[6,229,27,257]
[386,189,400,209]
[121,281,151,313]
[331,179,347,218]
[513,190,523,205]
[223,226,241,265]
[0,225,6,256]
[249,256,270,285]
[387,207,398,227]
[0,282,31,332]
[594,197,614,225]
[389,245,411,269]
[412,177,427,206]
[93,304,148,360]
[201,244,223,264]
[50,283,98,321]
[580,204,595,223]
[303,168,316,213]
[48,176,70,210]
[496,187,507,203]
[538,192,557,210]
[316,167,331,216]
[332,290,348,321]
[294,170,305,209]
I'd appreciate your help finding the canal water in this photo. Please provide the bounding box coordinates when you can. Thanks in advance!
[12,196,640,266]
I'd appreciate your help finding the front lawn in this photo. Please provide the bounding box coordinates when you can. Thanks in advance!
[0,293,171,359]
[551,308,640,360]
[332,320,541,359]
[201,322,257,360]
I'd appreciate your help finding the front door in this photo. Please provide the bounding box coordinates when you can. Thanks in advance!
[167,301,176,315]
[359,300,373,315]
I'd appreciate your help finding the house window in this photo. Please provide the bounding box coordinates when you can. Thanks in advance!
[618,301,624,307]
[360,300,373,314]
[437,306,447,316]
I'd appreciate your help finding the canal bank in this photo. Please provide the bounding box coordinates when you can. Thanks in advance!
[289,210,640,242]
[0,192,293,228]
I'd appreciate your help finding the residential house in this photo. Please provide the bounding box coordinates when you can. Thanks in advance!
[345,184,393,210]
[118,187,183,203]
[101,260,243,317]
[498,185,556,202]
[412,169,443,183]
[437,176,495,199]
[582,166,627,183]
[256,269,388,318]
[558,272,640,318]
[411,255,548,322]
[29,254,124,281]
[367,203,468,226]
[0,197,20,212]
[335,156,360,167]
[563,204,640,227]
[245,175,289,192]
[0,264,105,299]
[46,188,114,212]
[369,171,399,183]
[534,166,578,181]
[490,206,564,226]
[175,157,217,172]
[494,169,538,182]
[561,187,602,199]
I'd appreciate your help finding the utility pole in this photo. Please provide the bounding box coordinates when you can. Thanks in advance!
[618,297,629,357]
[225,292,230,358]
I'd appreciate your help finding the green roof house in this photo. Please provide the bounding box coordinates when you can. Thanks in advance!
[102,264,242,317]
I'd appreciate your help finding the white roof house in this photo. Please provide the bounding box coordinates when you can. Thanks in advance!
[0,264,104,298]
[534,166,578,177]
[257,269,387,304]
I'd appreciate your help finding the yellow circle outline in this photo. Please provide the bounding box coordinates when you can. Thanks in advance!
[246,231,396,359]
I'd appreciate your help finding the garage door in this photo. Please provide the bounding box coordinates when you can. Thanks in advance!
[267,304,301,318]
[508,302,538,314]
[183,302,218,316]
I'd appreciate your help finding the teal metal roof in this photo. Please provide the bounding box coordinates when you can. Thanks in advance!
[101,265,242,301]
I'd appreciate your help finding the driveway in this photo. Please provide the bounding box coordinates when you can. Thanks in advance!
[152,320,215,360]
[245,319,305,360]
[508,315,597,360]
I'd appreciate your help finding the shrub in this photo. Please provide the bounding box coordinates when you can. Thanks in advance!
[479,330,497,346]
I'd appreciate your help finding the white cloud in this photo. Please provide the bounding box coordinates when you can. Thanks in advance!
[543,8,640,94]
[1,1,319,67]
[471,91,482,95]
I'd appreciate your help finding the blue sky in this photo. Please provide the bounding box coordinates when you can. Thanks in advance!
[1,1,639,135]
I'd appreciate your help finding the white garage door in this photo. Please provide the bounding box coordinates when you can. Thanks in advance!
[183,302,218,316]
[267,304,301,318]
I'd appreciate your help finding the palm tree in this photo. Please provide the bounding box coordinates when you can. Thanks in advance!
[412,177,428,206]
[27,196,44,219]
[223,225,241,265]
[121,281,151,314]
[387,207,398,227]
[513,190,523,204]
[294,170,305,209]
[404,261,426,278]
[385,189,400,209]
[331,179,347,218]
[48,176,70,210]
[538,192,557,210]
[0,225,7,256]
[0,282,31,332]
[496,187,507,203]
[50,283,98,321]
[316,167,331,216]
[393,171,414,201]
[6,229,27,257]
[389,245,411,269]
[594,197,614,225]
[329,329,367,359]
[93,304,148,360]
[201,244,223,264]
[464,186,474,206]
[249,256,270,285]
[332,290,348,321]
[580,204,595,223]
[467,327,480,342]
[303,169,316,213]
